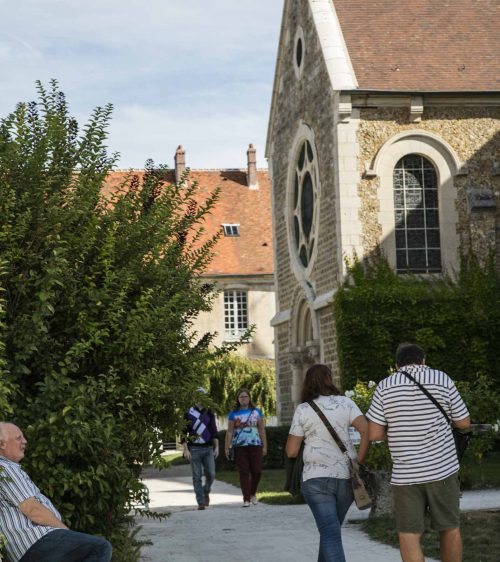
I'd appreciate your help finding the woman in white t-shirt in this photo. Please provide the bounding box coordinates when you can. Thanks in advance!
[286,364,369,562]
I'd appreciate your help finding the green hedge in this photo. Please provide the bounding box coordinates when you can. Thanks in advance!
[216,426,290,471]
[334,254,500,391]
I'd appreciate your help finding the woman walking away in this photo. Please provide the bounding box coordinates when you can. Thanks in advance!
[225,388,267,507]
[286,364,369,562]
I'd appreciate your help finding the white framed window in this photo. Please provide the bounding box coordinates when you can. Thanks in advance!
[224,290,248,341]
[393,155,441,273]
[222,224,240,237]
[373,130,462,276]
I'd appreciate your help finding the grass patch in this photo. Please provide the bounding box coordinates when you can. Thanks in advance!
[363,511,500,562]
[216,468,305,505]
[157,453,186,469]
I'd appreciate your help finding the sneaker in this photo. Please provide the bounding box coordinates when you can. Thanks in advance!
[250,495,258,505]
[242,501,251,507]
[204,494,210,507]
[197,505,205,511]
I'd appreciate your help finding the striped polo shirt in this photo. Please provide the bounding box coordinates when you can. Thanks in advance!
[0,457,61,562]
[366,364,469,485]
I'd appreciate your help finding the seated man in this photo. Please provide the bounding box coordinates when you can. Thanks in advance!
[0,422,112,562]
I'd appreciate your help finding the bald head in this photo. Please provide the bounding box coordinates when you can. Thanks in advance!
[0,422,27,463]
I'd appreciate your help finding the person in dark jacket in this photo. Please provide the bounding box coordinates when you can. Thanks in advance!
[182,387,219,510]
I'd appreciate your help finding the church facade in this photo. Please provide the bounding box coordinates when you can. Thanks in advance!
[266,0,500,422]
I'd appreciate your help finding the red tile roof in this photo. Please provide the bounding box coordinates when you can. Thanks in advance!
[104,169,273,277]
[333,0,500,91]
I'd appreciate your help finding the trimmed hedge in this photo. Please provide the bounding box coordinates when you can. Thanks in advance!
[334,254,500,391]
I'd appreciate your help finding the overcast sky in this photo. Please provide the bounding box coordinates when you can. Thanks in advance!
[0,0,283,169]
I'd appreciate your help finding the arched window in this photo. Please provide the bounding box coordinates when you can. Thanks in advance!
[393,155,441,273]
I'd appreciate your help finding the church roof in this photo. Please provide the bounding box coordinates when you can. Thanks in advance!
[103,168,273,277]
[333,0,500,91]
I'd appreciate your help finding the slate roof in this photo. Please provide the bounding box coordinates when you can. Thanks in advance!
[103,169,273,277]
[333,0,500,91]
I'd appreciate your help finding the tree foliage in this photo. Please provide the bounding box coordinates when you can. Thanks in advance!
[205,353,276,416]
[0,81,223,560]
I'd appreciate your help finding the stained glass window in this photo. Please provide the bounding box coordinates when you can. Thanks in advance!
[393,155,441,274]
[292,140,317,268]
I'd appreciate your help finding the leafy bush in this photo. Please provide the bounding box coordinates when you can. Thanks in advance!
[334,253,500,390]
[346,381,391,470]
[0,82,224,561]
[334,252,500,436]
[205,354,276,416]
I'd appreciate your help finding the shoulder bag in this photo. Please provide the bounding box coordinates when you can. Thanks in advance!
[399,370,471,462]
[284,441,304,497]
[308,400,372,510]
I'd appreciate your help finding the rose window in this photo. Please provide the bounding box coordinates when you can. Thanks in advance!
[292,140,317,268]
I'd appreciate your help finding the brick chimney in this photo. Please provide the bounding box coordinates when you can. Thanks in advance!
[174,145,186,183]
[246,143,258,189]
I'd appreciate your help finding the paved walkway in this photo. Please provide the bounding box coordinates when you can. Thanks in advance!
[136,464,500,562]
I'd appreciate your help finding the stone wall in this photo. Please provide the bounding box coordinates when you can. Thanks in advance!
[357,107,500,265]
[269,3,500,424]
[269,1,341,423]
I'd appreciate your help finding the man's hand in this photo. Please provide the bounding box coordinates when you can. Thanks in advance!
[213,445,219,459]
[183,443,192,462]
[19,497,68,529]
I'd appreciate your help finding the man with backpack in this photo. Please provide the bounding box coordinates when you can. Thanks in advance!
[182,387,219,510]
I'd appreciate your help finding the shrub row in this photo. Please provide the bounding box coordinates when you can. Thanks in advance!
[334,254,500,392]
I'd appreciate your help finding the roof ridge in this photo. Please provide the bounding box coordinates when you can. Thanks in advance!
[111,167,269,173]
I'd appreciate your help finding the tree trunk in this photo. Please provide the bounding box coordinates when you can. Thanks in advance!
[369,470,393,518]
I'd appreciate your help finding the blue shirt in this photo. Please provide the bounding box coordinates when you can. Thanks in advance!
[0,457,62,562]
[228,408,263,447]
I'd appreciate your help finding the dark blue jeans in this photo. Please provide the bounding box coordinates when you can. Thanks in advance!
[189,446,215,506]
[19,529,112,562]
[301,477,353,562]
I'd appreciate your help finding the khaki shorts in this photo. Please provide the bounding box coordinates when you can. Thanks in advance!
[392,473,460,533]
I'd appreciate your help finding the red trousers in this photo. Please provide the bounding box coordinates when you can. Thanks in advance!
[234,445,263,501]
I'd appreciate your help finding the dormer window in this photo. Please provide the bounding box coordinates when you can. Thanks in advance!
[222,224,240,237]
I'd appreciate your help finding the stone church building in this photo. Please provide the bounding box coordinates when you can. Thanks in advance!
[266,0,500,423]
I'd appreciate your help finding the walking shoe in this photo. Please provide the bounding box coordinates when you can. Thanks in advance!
[204,494,210,507]
[250,495,258,505]
[197,505,205,510]
[242,501,251,507]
